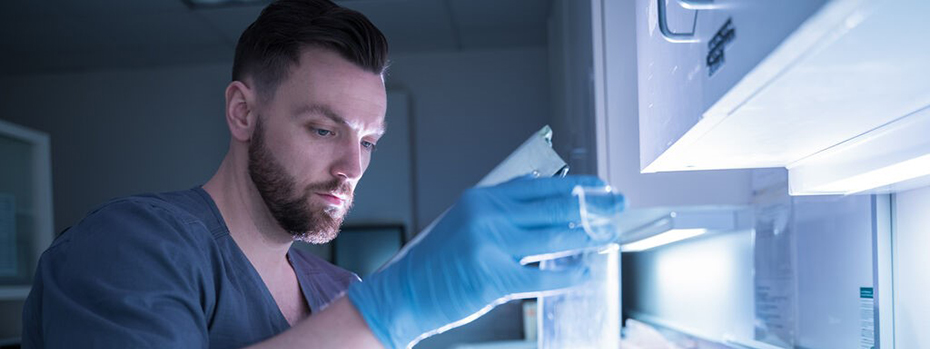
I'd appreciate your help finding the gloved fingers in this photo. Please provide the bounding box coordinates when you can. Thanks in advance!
[576,187,627,218]
[502,225,594,258]
[507,195,582,228]
[494,175,606,201]
[505,262,591,296]
[574,188,626,242]
[505,187,624,229]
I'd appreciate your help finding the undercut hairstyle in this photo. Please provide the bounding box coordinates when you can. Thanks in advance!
[232,0,389,101]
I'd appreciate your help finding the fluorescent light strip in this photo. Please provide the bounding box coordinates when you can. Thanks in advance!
[811,153,930,195]
[621,228,708,252]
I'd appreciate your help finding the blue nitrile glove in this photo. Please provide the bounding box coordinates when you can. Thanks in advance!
[347,175,624,349]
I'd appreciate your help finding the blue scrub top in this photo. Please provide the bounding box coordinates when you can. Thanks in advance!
[22,187,359,348]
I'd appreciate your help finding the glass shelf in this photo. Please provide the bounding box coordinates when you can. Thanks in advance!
[614,205,752,248]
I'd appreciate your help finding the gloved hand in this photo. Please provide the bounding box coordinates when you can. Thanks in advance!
[347,175,624,349]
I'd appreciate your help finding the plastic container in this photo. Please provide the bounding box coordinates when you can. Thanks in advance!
[537,185,622,349]
[538,244,620,349]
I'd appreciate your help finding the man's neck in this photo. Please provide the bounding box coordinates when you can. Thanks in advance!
[203,153,293,271]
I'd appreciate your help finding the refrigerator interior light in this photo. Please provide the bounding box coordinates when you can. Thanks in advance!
[621,228,708,252]
[807,154,930,195]
[612,206,749,253]
[787,105,930,196]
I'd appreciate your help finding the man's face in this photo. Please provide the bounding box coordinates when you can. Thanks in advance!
[247,47,386,244]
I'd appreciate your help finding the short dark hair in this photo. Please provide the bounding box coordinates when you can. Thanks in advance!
[232,0,389,100]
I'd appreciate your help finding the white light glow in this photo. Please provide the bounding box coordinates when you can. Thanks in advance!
[621,228,707,252]
[811,153,930,195]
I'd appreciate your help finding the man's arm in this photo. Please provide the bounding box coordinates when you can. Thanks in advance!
[258,176,622,349]
[22,176,616,349]
[247,296,383,349]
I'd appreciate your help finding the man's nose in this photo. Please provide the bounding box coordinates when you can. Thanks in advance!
[331,137,363,180]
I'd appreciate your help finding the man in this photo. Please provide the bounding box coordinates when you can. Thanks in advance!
[22,1,619,348]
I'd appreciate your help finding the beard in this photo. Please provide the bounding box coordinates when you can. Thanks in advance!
[247,117,353,244]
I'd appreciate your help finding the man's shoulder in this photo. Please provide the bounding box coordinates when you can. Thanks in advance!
[104,187,214,223]
[24,190,226,348]
[99,192,198,221]
[83,189,206,232]
[51,188,216,252]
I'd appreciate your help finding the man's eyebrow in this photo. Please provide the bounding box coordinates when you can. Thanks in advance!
[295,104,386,135]
[295,104,346,125]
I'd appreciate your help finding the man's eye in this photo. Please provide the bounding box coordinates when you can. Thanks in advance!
[313,128,334,137]
[362,141,377,152]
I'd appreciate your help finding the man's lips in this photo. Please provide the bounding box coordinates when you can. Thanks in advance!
[316,193,346,206]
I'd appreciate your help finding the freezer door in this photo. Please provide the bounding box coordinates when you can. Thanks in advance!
[636,0,828,171]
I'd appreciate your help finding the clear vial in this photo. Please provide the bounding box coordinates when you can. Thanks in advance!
[537,185,623,349]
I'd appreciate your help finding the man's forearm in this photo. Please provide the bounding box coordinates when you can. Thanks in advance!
[246,295,385,349]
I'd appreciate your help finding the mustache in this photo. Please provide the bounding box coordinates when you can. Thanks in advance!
[305,178,352,197]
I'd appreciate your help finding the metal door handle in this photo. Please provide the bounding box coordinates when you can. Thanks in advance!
[678,0,720,10]
[657,0,700,43]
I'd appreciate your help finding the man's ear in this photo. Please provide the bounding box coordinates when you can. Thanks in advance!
[225,81,258,142]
